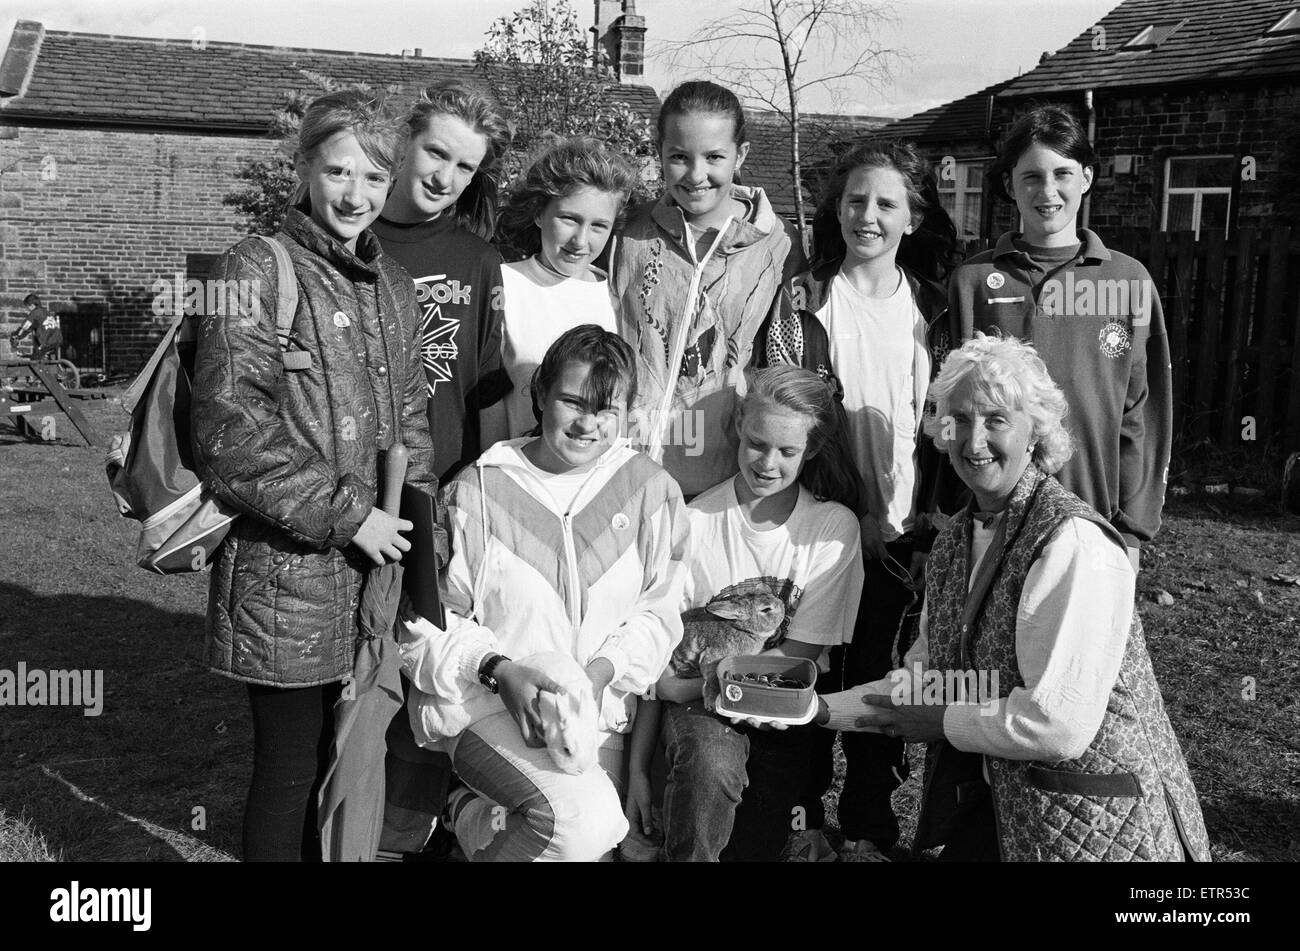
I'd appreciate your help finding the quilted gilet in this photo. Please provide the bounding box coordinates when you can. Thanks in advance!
[916,465,1211,861]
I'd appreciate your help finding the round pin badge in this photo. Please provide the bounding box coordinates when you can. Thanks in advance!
[725,683,743,703]
[986,272,1005,290]
[612,513,630,531]
[333,311,350,328]
[1098,321,1132,358]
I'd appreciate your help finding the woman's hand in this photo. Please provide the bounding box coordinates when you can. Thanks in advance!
[352,507,412,566]
[726,714,788,731]
[624,770,656,837]
[495,661,565,748]
[856,692,947,743]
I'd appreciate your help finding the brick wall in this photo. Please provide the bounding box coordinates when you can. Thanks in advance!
[988,81,1300,237]
[0,124,274,375]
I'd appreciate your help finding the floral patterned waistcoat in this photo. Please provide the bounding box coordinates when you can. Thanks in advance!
[916,465,1211,861]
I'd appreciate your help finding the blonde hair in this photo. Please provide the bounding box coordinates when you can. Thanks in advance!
[923,332,1074,474]
[297,87,403,173]
[739,365,865,516]
[496,136,637,255]
[400,80,513,240]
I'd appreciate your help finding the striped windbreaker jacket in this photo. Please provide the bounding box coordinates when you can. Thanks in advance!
[399,439,689,747]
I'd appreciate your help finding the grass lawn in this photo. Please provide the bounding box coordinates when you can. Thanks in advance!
[1,393,1297,861]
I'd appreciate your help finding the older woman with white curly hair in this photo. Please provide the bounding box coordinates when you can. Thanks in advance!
[819,332,1211,862]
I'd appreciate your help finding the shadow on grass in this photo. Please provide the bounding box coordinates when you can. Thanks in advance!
[1,581,248,861]
[1203,797,1300,862]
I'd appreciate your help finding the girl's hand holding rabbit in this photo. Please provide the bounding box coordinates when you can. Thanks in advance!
[584,656,615,706]
[496,661,567,748]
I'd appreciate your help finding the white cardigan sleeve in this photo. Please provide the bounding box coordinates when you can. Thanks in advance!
[942,517,1135,761]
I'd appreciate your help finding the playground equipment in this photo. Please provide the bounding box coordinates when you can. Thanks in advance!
[1,358,103,446]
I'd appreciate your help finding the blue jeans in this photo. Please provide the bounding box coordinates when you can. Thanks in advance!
[660,699,816,862]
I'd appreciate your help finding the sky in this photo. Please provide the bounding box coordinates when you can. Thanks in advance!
[0,0,1121,117]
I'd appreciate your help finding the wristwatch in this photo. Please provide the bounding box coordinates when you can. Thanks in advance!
[478,653,510,694]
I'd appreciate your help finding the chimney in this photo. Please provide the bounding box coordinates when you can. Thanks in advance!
[592,0,645,82]
[0,20,45,99]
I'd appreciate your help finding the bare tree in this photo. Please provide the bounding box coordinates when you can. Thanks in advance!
[657,0,899,241]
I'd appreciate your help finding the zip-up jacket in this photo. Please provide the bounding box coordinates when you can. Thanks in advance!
[948,229,1172,547]
[756,259,963,550]
[399,439,689,745]
[610,185,806,497]
[193,206,434,686]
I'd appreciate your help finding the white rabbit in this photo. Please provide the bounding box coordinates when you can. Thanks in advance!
[517,651,600,775]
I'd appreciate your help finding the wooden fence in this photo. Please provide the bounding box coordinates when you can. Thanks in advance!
[959,226,1300,454]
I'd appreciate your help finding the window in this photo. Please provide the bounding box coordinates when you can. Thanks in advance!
[1124,19,1185,50]
[936,159,987,241]
[1267,9,1300,35]
[1161,155,1235,238]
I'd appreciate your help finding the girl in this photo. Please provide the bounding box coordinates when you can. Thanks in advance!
[611,80,805,499]
[495,137,638,437]
[372,81,515,855]
[947,105,1172,572]
[191,88,435,861]
[624,365,865,862]
[372,80,514,482]
[398,325,689,862]
[759,140,959,861]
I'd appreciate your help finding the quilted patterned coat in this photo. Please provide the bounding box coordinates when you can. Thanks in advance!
[192,207,435,686]
[916,465,1211,861]
[609,185,805,497]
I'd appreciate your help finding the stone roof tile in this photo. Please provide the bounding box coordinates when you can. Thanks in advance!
[2,26,659,131]
[1000,0,1300,97]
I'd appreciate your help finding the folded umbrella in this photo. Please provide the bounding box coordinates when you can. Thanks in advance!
[318,443,408,862]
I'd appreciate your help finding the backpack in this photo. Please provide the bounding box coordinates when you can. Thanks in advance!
[106,234,299,574]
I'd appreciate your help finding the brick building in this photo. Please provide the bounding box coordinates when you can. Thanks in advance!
[866,0,1300,242]
[742,110,893,222]
[863,80,1014,244]
[0,10,656,376]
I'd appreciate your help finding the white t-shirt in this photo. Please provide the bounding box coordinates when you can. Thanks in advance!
[500,256,619,437]
[511,443,592,514]
[815,268,929,540]
[683,479,864,659]
[834,516,1136,758]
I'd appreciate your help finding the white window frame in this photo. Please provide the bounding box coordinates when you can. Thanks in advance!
[936,159,988,241]
[1267,9,1300,35]
[1160,155,1234,239]
[1124,19,1185,50]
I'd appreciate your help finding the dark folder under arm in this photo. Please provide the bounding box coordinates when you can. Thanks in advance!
[400,484,445,627]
